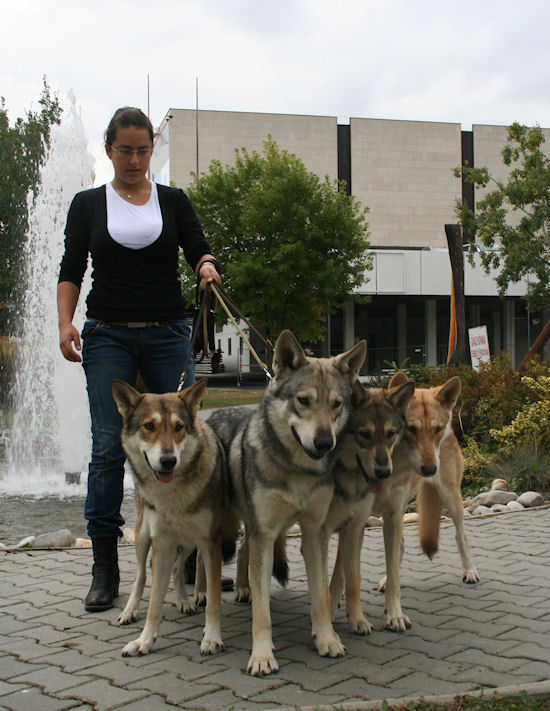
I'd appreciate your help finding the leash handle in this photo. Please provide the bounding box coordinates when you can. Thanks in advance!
[210,282,273,380]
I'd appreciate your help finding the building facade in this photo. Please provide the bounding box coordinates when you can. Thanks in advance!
[151,109,549,373]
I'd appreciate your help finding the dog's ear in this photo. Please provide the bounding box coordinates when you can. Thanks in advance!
[112,379,143,417]
[388,379,415,412]
[178,378,208,419]
[351,379,369,407]
[388,371,409,388]
[272,330,308,376]
[333,340,366,380]
[435,376,461,410]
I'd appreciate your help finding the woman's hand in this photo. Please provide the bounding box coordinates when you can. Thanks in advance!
[59,321,82,362]
[197,258,221,290]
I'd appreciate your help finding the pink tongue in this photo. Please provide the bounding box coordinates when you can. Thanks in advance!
[368,478,384,494]
[156,471,174,484]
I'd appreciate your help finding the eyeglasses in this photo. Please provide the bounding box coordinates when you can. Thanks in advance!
[110,146,153,158]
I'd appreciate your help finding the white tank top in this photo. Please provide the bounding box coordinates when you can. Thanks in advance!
[106,181,163,249]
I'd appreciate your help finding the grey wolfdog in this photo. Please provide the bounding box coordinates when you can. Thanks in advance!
[206,329,366,676]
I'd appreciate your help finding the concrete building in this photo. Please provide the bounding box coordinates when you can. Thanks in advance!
[151,109,548,374]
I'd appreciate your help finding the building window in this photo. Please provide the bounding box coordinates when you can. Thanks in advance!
[227,338,232,356]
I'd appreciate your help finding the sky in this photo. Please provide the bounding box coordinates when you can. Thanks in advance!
[3,0,550,186]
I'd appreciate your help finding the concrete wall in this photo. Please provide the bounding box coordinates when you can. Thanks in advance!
[350,118,462,249]
[158,109,338,189]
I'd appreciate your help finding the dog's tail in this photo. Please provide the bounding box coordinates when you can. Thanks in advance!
[272,530,289,587]
[221,511,240,564]
[417,480,441,559]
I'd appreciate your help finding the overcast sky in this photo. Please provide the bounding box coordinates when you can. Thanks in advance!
[3,0,550,186]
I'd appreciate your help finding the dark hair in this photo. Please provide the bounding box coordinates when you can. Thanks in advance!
[104,107,154,146]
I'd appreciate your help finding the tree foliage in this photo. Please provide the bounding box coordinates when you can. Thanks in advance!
[454,122,550,312]
[186,137,371,342]
[0,78,62,332]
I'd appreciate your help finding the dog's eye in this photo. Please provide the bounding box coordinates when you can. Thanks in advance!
[386,430,396,439]
[358,430,372,441]
[174,422,184,432]
[332,399,343,410]
[297,396,310,407]
[143,422,155,432]
[434,425,442,434]
[407,425,417,434]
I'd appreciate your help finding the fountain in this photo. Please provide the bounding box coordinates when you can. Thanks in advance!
[1,91,94,500]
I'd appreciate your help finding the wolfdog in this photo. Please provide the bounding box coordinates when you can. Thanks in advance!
[331,373,478,634]
[327,378,414,634]
[112,378,239,657]
[206,330,366,676]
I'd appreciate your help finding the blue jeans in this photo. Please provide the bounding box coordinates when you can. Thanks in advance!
[81,319,195,539]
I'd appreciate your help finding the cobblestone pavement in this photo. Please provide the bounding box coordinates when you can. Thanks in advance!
[1,507,550,711]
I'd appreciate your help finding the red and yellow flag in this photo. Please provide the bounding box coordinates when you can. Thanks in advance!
[447,275,457,364]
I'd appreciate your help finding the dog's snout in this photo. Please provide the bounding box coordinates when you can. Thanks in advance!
[314,432,334,453]
[159,454,177,471]
[421,463,437,477]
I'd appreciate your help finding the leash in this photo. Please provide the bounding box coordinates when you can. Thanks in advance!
[177,282,211,392]
[209,282,273,381]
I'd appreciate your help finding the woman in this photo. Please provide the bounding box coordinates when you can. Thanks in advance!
[57,106,220,612]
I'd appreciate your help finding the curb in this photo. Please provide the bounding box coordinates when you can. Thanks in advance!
[271,680,550,711]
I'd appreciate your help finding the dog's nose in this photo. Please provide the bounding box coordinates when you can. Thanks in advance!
[314,432,334,453]
[375,465,391,479]
[421,463,437,477]
[159,454,177,471]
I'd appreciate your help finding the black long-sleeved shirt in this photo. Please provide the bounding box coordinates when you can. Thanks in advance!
[59,184,212,322]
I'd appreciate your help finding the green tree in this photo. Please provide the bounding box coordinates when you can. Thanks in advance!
[0,78,62,332]
[186,137,371,343]
[454,122,550,312]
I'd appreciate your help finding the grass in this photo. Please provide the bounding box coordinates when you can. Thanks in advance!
[319,693,550,711]
[200,389,263,410]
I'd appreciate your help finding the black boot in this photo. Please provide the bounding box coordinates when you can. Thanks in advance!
[85,537,120,612]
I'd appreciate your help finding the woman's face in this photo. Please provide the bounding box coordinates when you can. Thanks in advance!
[105,124,153,186]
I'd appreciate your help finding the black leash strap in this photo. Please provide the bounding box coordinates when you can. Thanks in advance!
[177,282,210,392]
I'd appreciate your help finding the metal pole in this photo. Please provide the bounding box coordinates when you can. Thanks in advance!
[195,77,199,183]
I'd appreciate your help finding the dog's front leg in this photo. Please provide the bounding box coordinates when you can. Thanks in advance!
[382,509,411,631]
[301,523,345,657]
[199,538,224,655]
[436,482,479,584]
[122,539,177,657]
[340,519,373,635]
[247,532,278,676]
[118,525,151,625]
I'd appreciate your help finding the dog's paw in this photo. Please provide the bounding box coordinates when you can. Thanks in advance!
[384,612,411,632]
[118,609,138,625]
[247,653,279,676]
[176,599,197,615]
[235,586,251,604]
[194,592,207,608]
[463,569,480,584]
[200,637,225,655]
[314,633,346,658]
[378,575,387,592]
[348,615,374,635]
[121,636,154,657]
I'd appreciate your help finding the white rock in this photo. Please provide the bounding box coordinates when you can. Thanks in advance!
[288,523,301,536]
[403,512,418,523]
[506,500,525,511]
[29,529,75,549]
[74,538,92,548]
[491,504,508,513]
[467,490,518,511]
[366,516,383,528]
[12,536,36,549]
[491,478,509,491]
[122,527,135,544]
[472,505,493,516]
[0,541,5,549]
[517,491,545,508]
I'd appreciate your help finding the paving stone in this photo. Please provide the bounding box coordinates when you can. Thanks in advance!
[0,686,78,711]
[55,678,148,710]
[126,670,222,704]
[252,681,346,709]
[10,667,95,694]
[0,656,47,681]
